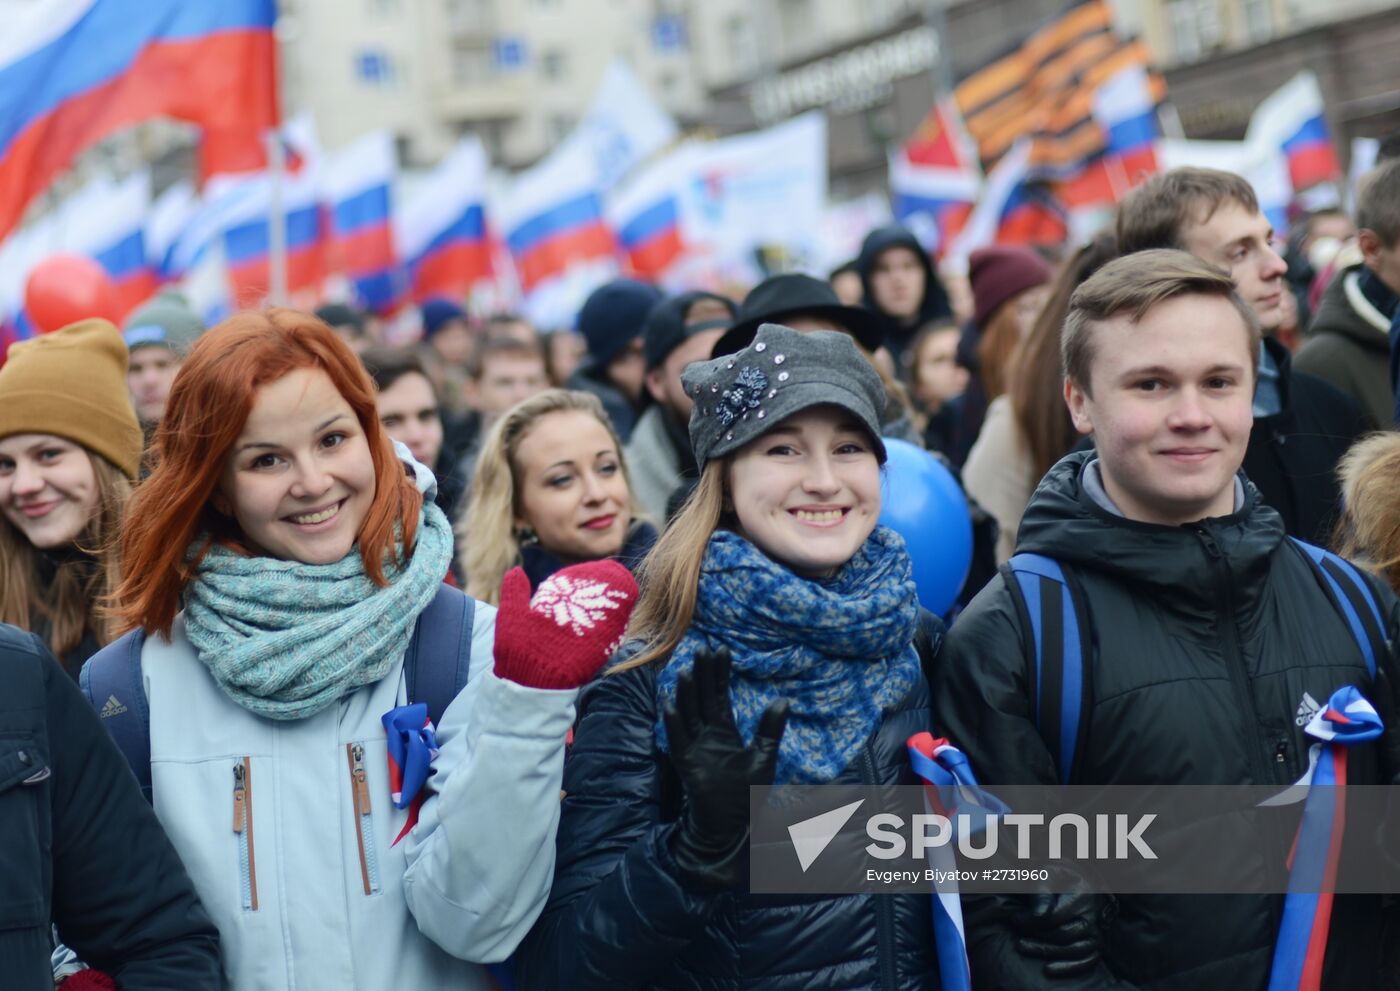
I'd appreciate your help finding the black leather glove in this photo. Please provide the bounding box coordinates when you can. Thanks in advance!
[663,647,789,891]
[1013,889,1117,978]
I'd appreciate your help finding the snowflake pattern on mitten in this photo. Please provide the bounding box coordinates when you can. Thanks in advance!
[493,561,639,689]
[531,573,632,637]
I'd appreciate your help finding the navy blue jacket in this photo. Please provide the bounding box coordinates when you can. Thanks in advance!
[0,623,219,988]
[518,634,945,991]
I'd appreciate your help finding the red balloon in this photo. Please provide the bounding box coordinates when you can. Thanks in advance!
[24,254,119,333]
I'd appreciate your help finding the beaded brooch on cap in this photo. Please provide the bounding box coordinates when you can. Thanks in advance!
[693,341,793,441]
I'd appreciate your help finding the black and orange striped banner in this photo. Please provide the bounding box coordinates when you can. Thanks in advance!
[954,0,1165,175]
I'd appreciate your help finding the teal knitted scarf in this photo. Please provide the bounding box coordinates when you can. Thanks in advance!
[183,500,454,720]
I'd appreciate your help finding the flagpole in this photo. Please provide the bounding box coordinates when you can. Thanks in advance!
[266,128,288,305]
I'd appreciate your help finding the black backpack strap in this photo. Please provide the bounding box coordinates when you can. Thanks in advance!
[404,583,476,726]
[1287,537,1389,680]
[79,629,151,803]
[1004,553,1093,785]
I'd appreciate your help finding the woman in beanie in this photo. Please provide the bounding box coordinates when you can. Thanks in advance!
[519,323,948,989]
[97,308,638,988]
[0,319,142,677]
[459,388,656,603]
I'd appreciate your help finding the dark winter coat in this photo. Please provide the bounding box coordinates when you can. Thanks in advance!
[520,519,658,593]
[1296,263,1395,427]
[0,623,220,988]
[1243,337,1369,545]
[856,225,952,364]
[934,451,1397,990]
[518,633,946,990]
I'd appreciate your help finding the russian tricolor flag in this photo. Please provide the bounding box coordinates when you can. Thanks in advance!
[0,0,278,242]
[615,197,683,279]
[500,136,617,294]
[75,171,159,320]
[948,140,1066,267]
[1061,65,1161,208]
[889,100,981,255]
[327,131,403,314]
[220,170,328,306]
[1247,71,1341,193]
[396,137,493,303]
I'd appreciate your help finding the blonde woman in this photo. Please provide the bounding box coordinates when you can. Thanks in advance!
[0,320,141,676]
[460,389,657,604]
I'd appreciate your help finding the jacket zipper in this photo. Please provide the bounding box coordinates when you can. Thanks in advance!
[233,758,259,911]
[347,743,381,896]
[859,742,898,991]
[1197,530,1276,786]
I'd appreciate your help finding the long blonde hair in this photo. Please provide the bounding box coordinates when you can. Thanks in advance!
[459,388,634,604]
[0,449,131,657]
[612,460,728,672]
[1334,432,1400,595]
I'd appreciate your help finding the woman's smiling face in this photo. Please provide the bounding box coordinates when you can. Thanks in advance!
[726,405,882,578]
[218,367,377,564]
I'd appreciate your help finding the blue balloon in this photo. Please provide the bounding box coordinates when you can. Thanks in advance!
[878,438,973,617]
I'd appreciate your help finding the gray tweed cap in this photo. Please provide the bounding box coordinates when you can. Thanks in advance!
[681,322,887,466]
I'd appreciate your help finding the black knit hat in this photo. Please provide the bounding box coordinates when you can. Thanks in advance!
[683,323,886,466]
[576,278,663,366]
[711,274,886,357]
[643,290,738,371]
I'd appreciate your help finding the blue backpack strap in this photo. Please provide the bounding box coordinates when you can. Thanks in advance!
[79,628,152,803]
[404,583,476,726]
[1288,537,1389,680]
[1005,553,1091,785]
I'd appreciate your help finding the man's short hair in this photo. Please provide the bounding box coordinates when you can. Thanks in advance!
[1062,248,1261,394]
[467,336,544,380]
[1356,159,1400,248]
[360,346,434,396]
[1116,167,1260,255]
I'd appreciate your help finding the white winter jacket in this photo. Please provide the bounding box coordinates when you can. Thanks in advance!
[141,599,576,989]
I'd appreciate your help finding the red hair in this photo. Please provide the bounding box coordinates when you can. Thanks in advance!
[115,308,422,637]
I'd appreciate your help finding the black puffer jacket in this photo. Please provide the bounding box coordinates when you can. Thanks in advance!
[0,624,220,988]
[519,633,945,990]
[934,451,1398,990]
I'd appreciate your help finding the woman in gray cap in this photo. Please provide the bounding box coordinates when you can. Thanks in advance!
[518,323,947,988]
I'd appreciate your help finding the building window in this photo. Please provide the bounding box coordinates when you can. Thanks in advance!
[541,49,567,81]
[355,49,400,86]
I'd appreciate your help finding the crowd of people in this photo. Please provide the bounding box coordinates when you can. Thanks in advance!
[2,156,1400,990]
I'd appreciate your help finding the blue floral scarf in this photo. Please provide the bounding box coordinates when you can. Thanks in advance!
[655,526,921,784]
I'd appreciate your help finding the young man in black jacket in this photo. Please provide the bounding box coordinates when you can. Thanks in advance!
[0,623,220,988]
[935,251,1399,990]
[1116,167,1369,545]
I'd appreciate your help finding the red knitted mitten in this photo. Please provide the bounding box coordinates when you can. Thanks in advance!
[493,561,639,689]
[59,972,117,991]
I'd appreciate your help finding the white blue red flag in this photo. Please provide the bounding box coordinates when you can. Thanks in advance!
[0,0,278,242]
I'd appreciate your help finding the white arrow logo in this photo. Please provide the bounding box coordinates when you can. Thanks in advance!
[787,799,865,872]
